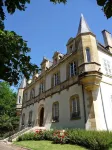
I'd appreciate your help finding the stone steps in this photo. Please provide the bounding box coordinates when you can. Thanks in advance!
[3,126,46,142]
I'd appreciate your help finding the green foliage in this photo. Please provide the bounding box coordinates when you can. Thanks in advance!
[0,0,39,85]
[68,129,112,150]
[97,0,112,19]
[17,129,112,150]
[50,0,67,4]
[43,130,54,140]
[0,30,39,85]
[17,130,54,141]
[50,0,112,19]
[53,130,69,144]
[0,0,30,21]
[0,81,19,137]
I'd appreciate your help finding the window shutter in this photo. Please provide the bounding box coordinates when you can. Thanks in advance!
[66,63,70,80]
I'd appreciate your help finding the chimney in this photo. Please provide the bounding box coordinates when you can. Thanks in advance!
[102,30,112,48]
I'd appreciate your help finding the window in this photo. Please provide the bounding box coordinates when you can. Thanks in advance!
[19,96,21,104]
[30,88,35,99]
[86,48,91,62]
[53,72,60,86]
[22,113,25,126]
[70,62,77,77]
[70,45,73,52]
[70,95,80,119]
[52,102,59,122]
[28,111,33,126]
[103,59,112,76]
[40,82,45,94]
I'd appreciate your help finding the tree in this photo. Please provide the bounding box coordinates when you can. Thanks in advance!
[97,0,112,19]
[0,0,39,86]
[0,81,19,136]
[0,30,39,85]
[50,0,112,19]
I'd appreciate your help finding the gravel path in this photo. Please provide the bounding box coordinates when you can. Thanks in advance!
[0,142,29,150]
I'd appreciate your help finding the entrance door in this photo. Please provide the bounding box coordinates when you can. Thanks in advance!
[39,107,44,127]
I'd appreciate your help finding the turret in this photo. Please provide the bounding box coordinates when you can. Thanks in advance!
[16,77,26,115]
[76,14,102,91]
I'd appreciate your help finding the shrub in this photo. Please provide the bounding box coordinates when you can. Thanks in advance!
[17,129,112,150]
[43,130,53,140]
[52,130,69,144]
[17,132,35,141]
[67,129,112,150]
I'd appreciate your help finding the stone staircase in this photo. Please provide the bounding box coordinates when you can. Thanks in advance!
[3,126,46,142]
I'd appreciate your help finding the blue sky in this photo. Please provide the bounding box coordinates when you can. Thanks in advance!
[5,0,112,91]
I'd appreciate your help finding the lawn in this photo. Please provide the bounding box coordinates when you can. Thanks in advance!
[14,140,87,150]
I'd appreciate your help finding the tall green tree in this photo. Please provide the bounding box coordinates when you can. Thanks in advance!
[0,81,19,136]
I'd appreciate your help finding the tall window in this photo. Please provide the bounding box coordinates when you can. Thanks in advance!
[52,102,59,122]
[70,62,77,77]
[22,113,25,126]
[103,59,112,76]
[40,82,45,94]
[28,111,33,126]
[19,96,21,103]
[86,48,91,62]
[53,72,60,86]
[70,95,80,119]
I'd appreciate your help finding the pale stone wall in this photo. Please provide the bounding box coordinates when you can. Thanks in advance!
[93,49,112,130]
[46,74,51,90]
[20,84,85,130]
[44,84,85,129]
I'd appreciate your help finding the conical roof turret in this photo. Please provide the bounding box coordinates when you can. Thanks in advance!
[77,14,92,36]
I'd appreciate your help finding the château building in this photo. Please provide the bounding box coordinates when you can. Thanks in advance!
[17,14,112,131]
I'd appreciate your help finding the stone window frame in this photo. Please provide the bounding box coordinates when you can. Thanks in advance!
[52,101,59,123]
[51,71,60,87]
[70,61,77,77]
[86,47,91,63]
[39,81,45,94]
[69,95,81,120]
[66,59,78,80]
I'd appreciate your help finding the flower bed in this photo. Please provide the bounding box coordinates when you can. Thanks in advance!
[17,129,112,150]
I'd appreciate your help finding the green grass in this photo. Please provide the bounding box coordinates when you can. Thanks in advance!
[14,140,87,150]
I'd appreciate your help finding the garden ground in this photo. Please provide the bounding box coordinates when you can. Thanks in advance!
[14,140,87,150]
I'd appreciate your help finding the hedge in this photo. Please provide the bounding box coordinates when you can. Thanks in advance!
[17,129,112,150]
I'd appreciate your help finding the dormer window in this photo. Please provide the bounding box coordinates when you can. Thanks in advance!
[70,45,73,51]
[86,48,91,62]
